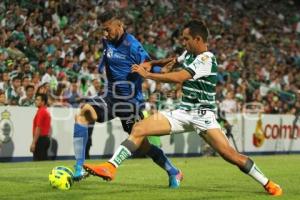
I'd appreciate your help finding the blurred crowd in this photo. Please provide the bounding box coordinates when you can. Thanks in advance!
[0,0,299,115]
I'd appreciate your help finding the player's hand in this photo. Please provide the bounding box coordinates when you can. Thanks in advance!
[161,58,176,73]
[136,62,152,72]
[30,143,36,153]
[132,64,149,78]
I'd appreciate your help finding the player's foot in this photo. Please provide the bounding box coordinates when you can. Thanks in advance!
[264,180,282,196]
[169,170,183,189]
[83,162,116,181]
[73,165,89,181]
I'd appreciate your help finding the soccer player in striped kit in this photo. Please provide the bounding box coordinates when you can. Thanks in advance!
[84,19,282,196]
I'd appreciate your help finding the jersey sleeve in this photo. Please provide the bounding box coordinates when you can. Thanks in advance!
[98,39,107,74]
[98,53,106,74]
[177,50,188,63]
[130,42,150,64]
[184,53,213,80]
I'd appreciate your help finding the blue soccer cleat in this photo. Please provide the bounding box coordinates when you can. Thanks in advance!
[169,170,183,189]
[73,165,89,181]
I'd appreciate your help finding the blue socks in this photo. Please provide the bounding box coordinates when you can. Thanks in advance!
[73,123,88,166]
[73,123,179,177]
[146,144,179,176]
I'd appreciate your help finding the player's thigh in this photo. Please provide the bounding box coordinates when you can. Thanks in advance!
[77,104,98,124]
[119,114,136,134]
[130,112,172,137]
[115,101,141,133]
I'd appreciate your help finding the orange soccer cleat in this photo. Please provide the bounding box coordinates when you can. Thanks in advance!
[83,162,116,181]
[264,180,283,196]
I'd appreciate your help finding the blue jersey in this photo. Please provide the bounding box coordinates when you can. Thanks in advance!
[98,33,149,104]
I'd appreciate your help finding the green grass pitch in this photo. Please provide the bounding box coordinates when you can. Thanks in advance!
[0,155,299,200]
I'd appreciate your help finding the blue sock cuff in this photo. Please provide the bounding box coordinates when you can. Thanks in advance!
[74,123,88,137]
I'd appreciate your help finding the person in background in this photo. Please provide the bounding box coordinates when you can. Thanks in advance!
[6,75,23,105]
[19,85,35,106]
[30,93,51,161]
[0,89,7,106]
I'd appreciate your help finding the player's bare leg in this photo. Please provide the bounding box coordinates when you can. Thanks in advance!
[202,129,282,196]
[84,113,184,188]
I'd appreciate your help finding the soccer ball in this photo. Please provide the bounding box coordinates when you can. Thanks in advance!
[49,166,74,190]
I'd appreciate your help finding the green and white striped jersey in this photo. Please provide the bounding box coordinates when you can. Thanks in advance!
[178,50,218,112]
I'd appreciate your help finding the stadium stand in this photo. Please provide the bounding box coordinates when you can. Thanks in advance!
[0,0,299,115]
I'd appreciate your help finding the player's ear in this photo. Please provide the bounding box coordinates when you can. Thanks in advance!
[116,20,123,27]
[195,35,203,43]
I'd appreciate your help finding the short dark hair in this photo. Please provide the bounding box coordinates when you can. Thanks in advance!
[184,20,209,42]
[25,85,34,91]
[22,76,29,81]
[12,75,22,81]
[98,11,118,23]
[35,93,48,105]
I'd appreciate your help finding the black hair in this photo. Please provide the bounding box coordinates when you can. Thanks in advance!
[22,76,29,81]
[70,77,78,83]
[36,85,45,94]
[35,93,48,105]
[184,19,209,42]
[98,10,118,23]
[81,77,87,86]
[25,85,34,91]
[12,75,22,81]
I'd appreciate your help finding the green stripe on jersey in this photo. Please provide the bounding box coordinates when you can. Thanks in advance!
[179,51,218,111]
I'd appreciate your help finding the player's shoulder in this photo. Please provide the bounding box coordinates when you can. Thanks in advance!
[194,51,214,64]
[36,107,45,116]
[124,33,140,46]
[126,34,146,55]
[125,33,136,41]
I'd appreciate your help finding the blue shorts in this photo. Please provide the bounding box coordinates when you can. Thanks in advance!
[85,96,145,134]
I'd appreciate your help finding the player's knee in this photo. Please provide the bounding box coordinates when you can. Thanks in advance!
[80,104,97,123]
[127,134,144,147]
[75,114,88,125]
[131,123,146,138]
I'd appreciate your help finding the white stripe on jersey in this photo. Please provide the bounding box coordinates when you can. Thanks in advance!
[183,86,216,96]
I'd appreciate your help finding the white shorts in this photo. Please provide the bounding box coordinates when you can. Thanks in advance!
[161,109,221,135]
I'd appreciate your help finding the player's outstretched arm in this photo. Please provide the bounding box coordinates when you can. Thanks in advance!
[150,57,176,67]
[132,64,191,83]
[139,57,177,72]
[160,58,177,73]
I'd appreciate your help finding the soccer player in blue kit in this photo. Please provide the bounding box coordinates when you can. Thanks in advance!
[73,11,183,188]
